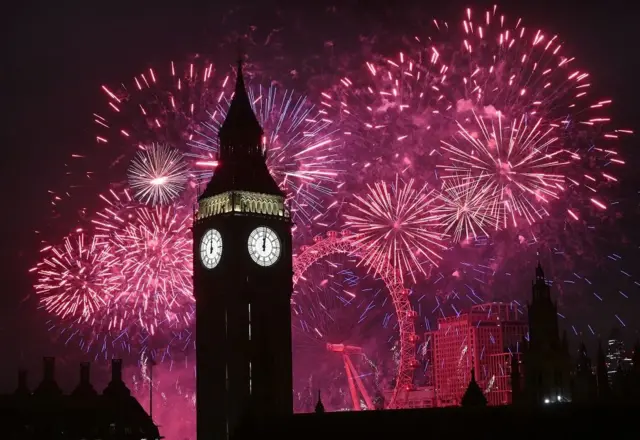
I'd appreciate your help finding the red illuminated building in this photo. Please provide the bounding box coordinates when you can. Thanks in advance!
[427,302,527,406]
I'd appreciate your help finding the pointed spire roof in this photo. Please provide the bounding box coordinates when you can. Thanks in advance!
[535,261,545,281]
[218,59,263,155]
[314,390,325,414]
[461,369,487,407]
[198,57,282,199]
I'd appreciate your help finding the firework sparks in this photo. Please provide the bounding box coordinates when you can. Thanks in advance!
[439,111,568,229]
[128,143,190,205]
[344,175,447,284]
[33,233,121,322]
[111,204,194,336]
[320,5,631,222]
[96,60,225,151]
[434,173,499,242]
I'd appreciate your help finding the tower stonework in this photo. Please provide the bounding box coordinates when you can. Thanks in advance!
[193,60,293,440]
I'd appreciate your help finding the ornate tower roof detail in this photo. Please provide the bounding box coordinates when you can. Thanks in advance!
[199,59,282,200]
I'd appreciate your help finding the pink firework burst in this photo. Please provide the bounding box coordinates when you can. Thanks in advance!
[320,5,631,223]
[344,175,447,284]
[128,143,190,206]
[110,204,194,336]
[439,111,569,229]
[32,232,121,323]
[434,172,498,242]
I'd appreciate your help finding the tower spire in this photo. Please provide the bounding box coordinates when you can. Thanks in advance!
[315,389,325,413]
[217,57,263,160]
[199,56,281,198]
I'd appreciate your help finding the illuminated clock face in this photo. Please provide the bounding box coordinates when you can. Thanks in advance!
[200,229,223,269]
[248,226,281,267]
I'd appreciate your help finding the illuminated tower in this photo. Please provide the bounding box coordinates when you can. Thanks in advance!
[193,60,293,440]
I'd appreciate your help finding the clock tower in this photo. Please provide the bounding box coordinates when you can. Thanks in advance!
[193,60,293,440]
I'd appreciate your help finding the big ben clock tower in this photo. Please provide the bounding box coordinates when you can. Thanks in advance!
[193,60,293,440]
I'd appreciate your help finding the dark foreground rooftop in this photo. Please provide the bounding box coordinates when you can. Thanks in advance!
[236,403,639,440]
[1,358,160,440]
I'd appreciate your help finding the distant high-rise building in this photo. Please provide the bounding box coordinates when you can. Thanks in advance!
[521,263,572,405]
[607,327,632,383]
[428,302,527,406]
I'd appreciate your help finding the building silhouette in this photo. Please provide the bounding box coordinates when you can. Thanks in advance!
[193,59,293,440]
[606,327,632,383]
[428,302,527,406]
[571,342,598,402]
[517,263,572,404]
[1,357,160,439]
[226,252,640,438]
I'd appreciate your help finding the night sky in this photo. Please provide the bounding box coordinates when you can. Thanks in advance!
[3,0,640,391]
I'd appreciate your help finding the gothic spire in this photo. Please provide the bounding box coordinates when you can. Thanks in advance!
[461,369,487,407]
[198,57,282,199]
[314,390,325,414]
[218,58,263,160]
[535,261,545,282]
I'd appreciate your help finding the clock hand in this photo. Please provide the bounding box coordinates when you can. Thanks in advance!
[262,233,266,252]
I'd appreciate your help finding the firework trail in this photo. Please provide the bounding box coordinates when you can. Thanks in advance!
[128,143,190,205]
[344,175,446,284]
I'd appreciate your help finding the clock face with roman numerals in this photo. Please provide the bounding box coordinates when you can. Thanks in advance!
[248,226,281,267]
[200,229,223,269]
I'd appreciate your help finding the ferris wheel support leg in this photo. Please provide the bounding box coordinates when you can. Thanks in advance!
[343,355,361,411]
[345,355,374,410]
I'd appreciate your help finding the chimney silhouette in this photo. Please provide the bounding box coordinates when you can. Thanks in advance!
[80,362,90,384]
[72,361,98,398]
[112,359,123,382]
[103,358,131,398]
[43,357,55,382]
[34,356,62,396]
